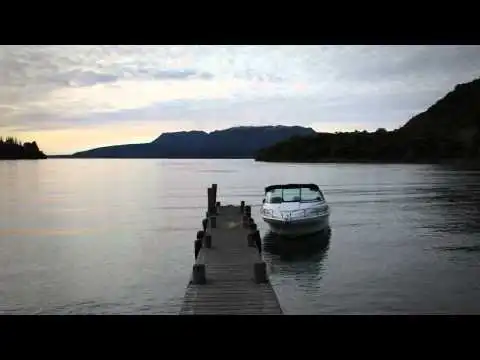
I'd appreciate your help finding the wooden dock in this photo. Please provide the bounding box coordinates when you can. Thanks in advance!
[179,184,283,315]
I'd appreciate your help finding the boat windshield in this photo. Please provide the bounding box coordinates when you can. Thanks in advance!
[265,187,324,204]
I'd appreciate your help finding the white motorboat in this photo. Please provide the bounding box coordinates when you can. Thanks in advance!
[260,183,330,237]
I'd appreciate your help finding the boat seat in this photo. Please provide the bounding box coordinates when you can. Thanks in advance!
[293,196,301,202]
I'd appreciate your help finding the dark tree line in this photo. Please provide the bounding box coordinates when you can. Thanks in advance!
[0,136,47,159]
[255,128,480,164]
[255,77,480,164]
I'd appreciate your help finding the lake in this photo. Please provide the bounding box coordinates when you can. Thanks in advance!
[1,159,479,314]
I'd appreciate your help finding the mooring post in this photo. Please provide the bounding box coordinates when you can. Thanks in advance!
[254,230,262,254]
[192,264,206,284]
[240,200,245,213]
[248,223,257,247]
[204,233,212,248]
[194,239,202,259]
[210,215,217,229]
[193,245,202,260]
[207,187,214,216]
[194,230,204,260]
[253,261,268,283]
[212,184,217,214]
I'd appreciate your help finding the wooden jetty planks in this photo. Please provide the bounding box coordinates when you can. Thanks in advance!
[179,191,283,315]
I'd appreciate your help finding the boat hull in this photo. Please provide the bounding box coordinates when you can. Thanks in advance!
[262,214,330,237]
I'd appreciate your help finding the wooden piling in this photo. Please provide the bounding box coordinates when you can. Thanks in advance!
[210,215,217,229]
[253,261,268,283]
[247,223,257,247]
[212,184,217,212]
[192,264,206,284]
[204,233,212,248]
[207,187,214,215]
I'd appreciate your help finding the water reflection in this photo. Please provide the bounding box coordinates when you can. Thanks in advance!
[2,159,480,314]
[263,228,331,261]
[261,229,331,313]
[262,228,331,278]
[416,168,480,253]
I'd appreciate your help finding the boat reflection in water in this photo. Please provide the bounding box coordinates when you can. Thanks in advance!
[262,227,331,263]
[261,228,332,314]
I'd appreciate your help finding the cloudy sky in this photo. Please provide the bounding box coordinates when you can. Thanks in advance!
[1,45,480,155]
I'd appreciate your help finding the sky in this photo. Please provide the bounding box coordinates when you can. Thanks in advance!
[1,45,480,155]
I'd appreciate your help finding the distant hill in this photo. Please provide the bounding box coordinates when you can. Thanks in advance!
[255,77,480,164]
[0,137,47,160]
[71,126,316,158]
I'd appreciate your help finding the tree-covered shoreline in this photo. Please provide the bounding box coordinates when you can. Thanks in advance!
[0,137,47,160]
[255,77,480,166]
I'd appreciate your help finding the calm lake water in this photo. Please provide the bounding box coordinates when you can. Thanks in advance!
[1,159,479,314]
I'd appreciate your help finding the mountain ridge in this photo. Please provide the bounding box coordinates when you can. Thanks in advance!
[71,125,316,158]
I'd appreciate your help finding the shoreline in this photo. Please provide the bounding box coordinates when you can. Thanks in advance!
[0,156,47,160]
[13,156,479,169]
[254,157,480,169]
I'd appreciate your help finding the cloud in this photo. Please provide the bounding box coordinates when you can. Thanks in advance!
[55,68,214,88]
[1,45,480,154]
[150,69,214,80]
[8,85,447,135]
[56,70,120,87]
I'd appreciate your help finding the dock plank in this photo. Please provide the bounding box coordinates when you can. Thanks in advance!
[179,204,283,315]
